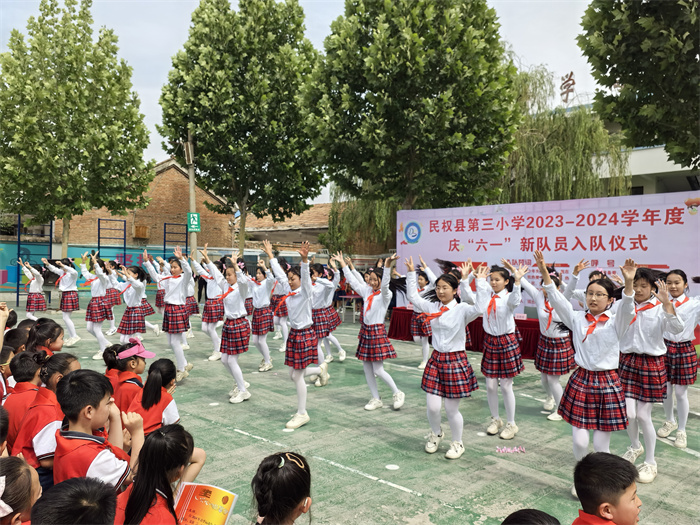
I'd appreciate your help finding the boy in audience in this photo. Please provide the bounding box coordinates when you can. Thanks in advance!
[5,352,42,450]
[31,477,116,524]
[3,328,28,354]
[573,452,642,525]
[53,369,144,489]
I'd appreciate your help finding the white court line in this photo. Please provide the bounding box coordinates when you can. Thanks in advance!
[657,437,700,458]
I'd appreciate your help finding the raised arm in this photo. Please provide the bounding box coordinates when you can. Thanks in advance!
[652,279,684,334]
[536,251,575,328]
[563,259,588,299]
[613,258,637,337]
[381,254,398,302]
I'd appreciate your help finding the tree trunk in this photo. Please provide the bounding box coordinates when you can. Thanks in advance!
[61,218,71,258]
[237,200,247,255]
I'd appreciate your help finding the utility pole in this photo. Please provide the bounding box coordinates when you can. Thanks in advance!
[185,129,197,257]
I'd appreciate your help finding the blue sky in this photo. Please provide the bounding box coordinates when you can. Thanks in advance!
[1,0,596,195]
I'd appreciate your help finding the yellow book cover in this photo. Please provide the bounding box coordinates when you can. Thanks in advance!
[174,482,237,525]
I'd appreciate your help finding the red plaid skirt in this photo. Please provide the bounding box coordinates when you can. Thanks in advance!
[312,308,331,339]
[60,290,80,312]
[410,312,432,338]
[85,296,113,322]
[664,339,698,385]
[118,306,146,335]
[619,353,667,402]
[481,333,523,378]
[465,326,472,350]
[421,350,479,398]
[202,299,225,323]
[271,294,288,317]
[245,297,254,316]
[325,306,341,332]
[104,287,121,307]
[357,324,396,361]
[535,335,576,375]
[252,306,274,335]
[221,317,251,355]
[162,304,190,334]
[26,293,47,312]
[140,298,156,317]
[284,326,318,369]
[558,368,627,431]
[358,310,365,340]
[155,289,165,308]
[185,296,199,316]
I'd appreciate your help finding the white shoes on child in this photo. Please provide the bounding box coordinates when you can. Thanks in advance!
[499,423,518,440]
[186,328,195,339]
[314,363,330,387]
[106,327,118,336]
[364,398,383,411]
[392,391,405,410]
[151,324,161,336]
[259,359,273,372]
[92,350,104,360]
[486,417,504,435]
[425,429,443,453]
[229,381,251,397]
[273,330,283,340]
[208,351,222,361]
[229,389,251,404]
[445,441,465,460]
[622,444,644,463]
[543,396,555,411]
[286,412,310,429]
[176,370,189,382]
[338,349,346,362]
[64,335,81,347]
[675,430,687,449]
[657,420,678,438]
[417,361,427,370]
[547,412,563,421]
[324,354,334,363]
[637,462,657,483]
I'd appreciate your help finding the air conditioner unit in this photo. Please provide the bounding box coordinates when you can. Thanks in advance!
[133,225,149,239]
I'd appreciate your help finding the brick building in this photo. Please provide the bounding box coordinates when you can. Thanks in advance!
[54,159,235,250]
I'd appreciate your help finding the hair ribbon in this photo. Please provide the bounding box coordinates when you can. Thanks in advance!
[0,477,14,518]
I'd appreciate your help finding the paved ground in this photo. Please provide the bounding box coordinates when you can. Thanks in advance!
[6,298,699,525]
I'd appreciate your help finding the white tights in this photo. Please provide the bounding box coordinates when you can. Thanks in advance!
[362,361,399,399]
[86,321,110,351]
[426,393,464,443]
[166,333,187,371]
[201,322,221,353]
[253,334,271,364]
[26,311,38,321]
[540,373,563,407]
[663,382,690,431]
[413,336,430,362]
[322,334,342,356]
[572,427,611,460]
[145,320,157,331]
[288,365,322,415]
[221,354,247,392]
[485,377,516,423]
[62,311,77,339]
[626,398,656,464]
[274,316,289,345]
[109,308,116,329]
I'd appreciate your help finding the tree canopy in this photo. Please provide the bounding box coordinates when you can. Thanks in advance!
[578,0,699,169]
[0,0,153,256]
[302,0,519,210]
[159,0,322,252]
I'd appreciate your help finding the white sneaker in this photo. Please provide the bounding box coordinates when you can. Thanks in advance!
[547,412,563,421]
[637,462,657,483]
[499,422,518,440]
[259,361,273,372]
[229,381,250,397]
[285,412,310,429]
[185,362,194,372]
[215,320,224,328]
[307,374,319,383]
[316,362,329,386]
[176,370,189,382]
[187,328,195,339]
[72,335,82,345]
[543,396,555,411]
[182,343,190,350]
[364,398,383,411]
[486,417,504,435]
[445,441,465,460]
[417,361,427,370]
[92,350,104,360]
[208,351,222,361]
[622,444,644,464]
[63,336,77,347]
[657,420,678,438]
[324,354,334,363]
[279,345,286,352]
[425,429,443,453]
[273,330,283,340]
[229,390,251,404]
[338,349,346,362]
[392,391,405,410]
[675,430,687,449]
[152,324,161,336]
[105,327,118,336]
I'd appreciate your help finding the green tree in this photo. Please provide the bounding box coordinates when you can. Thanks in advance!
[159,0,322,252]
[302,0,519,211]
[496,65,630,204]
[0,0,154,256]
[578,0,699,169]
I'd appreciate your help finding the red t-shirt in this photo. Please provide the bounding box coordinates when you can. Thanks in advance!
[572,510,617,525]
[114,485,177,525]
[53,429,130,489]
[105,368,120,395]
[4,382,40,450]
[11,388,63,468]
[114,371,143,413]
[127,387,180,436]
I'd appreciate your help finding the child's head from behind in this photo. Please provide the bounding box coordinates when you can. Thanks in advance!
[501,508,560,525]
[142,359,176,410]
[574,452,641,525]
[10,353,41,384]
[0,456,41,525]
[55,369,113,429]
[30,477,115,525]
[2,329,28,354]
[252,452,311,525]
[36,352,79,392]
[5,310,17,330]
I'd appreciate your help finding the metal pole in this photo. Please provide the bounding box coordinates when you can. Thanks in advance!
[186,129,197,257]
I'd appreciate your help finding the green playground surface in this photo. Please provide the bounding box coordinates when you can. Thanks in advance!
[9,302,699,524]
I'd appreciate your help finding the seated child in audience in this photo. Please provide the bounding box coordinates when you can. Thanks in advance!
[573,452,641,525]
[252,452,311,525]
[0,407,8,456]
[53,369,144,489]
[2,329,28,354]
[31,477,116,525]
[25,320,64,355]
[114,424,199,524]
[4,310,17,331]
[4,353,41,450]
[0,456,42,525]
[0,346,15,400]
[502,509,561,525]
[14,319,36,333]
[103,340,154,413]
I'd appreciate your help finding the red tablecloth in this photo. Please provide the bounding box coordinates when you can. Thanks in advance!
[387,307,540,360]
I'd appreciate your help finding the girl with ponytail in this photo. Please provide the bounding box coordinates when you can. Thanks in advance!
[103,340,155,413]
[252,452,311,525]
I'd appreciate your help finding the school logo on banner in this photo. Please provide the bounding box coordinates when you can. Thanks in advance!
[403,221,422,245]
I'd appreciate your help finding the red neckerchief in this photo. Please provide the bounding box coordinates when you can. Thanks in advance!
[544,301,554,329]
[81,277,98,287]
[487,294,499,318]
[365,290,381,314]
[674,296,689,309]
[55,273,65,288]
[630,300,659,324]
[423,306,449,323]
[583,313,609,342]
[24,277,35,293]
[274,291,297,315]
[217,286,236,302]
[119,284,131,295]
